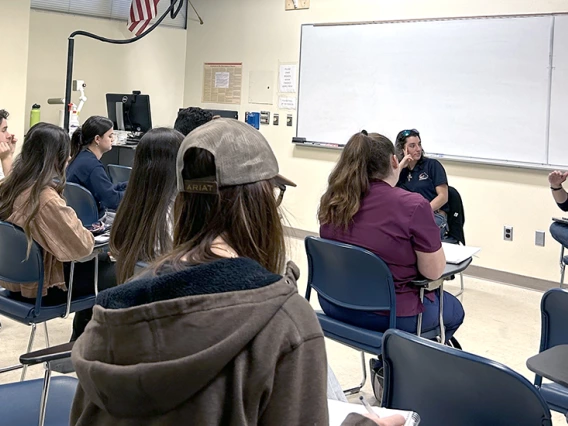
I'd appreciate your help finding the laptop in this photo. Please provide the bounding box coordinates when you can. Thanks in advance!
[552,217,568,225]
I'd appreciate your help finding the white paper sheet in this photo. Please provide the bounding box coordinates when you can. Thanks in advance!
[278,96,297,110]
[327,400,419,426]
[442,242,480,264]
[214,72,230,89]
[279,64,297,93]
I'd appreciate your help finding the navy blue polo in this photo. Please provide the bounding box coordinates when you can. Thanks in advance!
[397,157,449,212]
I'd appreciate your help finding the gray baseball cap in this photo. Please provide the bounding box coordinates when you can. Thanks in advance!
[176,118,296,194]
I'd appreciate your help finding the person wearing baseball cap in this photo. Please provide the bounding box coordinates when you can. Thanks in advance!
[70,118,395,426]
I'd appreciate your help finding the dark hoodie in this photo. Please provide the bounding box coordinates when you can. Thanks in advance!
[70,258,375,426]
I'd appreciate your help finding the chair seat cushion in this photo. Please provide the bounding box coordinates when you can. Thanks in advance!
[0,288,95,324]
[316,311,384,354]
[0,376,78,426]
[540,382,568,412]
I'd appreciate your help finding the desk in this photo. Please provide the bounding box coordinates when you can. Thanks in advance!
[527,345,568,388]
[416,258,472,343]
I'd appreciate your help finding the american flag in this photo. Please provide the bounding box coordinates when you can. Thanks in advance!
[128,0,161,36]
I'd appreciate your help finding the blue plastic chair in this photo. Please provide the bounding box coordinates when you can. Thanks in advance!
[63,182,99,227]
[0,221,95,380]
[304,236,437,394]
[107,164,132,185]
[382,329,552,426]
[533,288,568,413]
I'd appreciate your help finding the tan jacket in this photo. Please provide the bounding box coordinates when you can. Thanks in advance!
[0,186,95,298]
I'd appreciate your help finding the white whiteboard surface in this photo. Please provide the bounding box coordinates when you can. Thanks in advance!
[297,16,553,166]
[549,15,568,168]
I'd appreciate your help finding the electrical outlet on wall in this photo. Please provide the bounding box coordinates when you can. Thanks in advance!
[285,0,310,11]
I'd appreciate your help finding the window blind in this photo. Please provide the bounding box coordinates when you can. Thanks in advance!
[31,0,187,30]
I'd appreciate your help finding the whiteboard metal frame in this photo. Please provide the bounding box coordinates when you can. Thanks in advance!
[295,12,568,170]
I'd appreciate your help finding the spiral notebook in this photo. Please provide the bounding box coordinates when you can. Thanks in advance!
[327,400,420,426]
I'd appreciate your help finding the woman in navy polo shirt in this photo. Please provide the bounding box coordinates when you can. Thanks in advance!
[395,129,449,238]
[318,131,464,342]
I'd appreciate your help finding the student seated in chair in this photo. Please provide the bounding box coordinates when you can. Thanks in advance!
[0,123,116,340]
[70,119,402,426]
[67,116,126,219]
[110,128,183,284]
[318,131,464,342]
[395,128,449,238]
[0,109,18,179]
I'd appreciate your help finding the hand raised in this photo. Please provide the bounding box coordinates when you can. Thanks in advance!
[549,171,568,187]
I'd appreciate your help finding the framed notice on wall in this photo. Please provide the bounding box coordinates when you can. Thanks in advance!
[202,62,243,104]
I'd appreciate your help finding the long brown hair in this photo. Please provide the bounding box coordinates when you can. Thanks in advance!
[156,148,286,275]
[0,123,70,255]
[318,131,395,230]
[110,128,183,283]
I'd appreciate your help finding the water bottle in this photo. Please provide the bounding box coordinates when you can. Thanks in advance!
[29,104,41,128]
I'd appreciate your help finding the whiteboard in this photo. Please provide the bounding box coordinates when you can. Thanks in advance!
[549,15,568,168]
[297,16,554,167]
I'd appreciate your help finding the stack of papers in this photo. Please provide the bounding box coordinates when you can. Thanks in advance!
[442,242,480,264]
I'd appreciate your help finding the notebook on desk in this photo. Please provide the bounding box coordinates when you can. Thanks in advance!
[442,242,480,264]
[327,400,420,426]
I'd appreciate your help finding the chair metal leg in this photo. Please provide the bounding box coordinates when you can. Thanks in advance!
[343,351,367,395]
[417,289,424,337]
[64,262,75,319]
[94,254,99,296]
[439,285,446,344]
[43,322,50,348]
[38,365,52,426]
[20,323,37,381]
[453,272,464,297]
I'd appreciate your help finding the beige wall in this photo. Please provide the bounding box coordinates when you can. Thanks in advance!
[184,0,568,281]
[26,10,187,131]
[0,0,31,153]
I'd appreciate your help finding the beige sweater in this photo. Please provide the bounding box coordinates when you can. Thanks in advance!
[0,186,95,298]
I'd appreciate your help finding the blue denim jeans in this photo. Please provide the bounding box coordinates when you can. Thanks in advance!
[319,290,465,343]
[434,211,448,239]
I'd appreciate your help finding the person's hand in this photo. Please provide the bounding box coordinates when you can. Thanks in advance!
[364,413,406,426]
[0,141,11,160]
[399,153,413,169]
[549,171,568,188]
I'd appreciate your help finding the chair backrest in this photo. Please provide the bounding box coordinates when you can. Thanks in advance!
[0,221,45,315]
[108,164,132,185]
[446,185,465,245]
[304,236,396,326]
[63,183,99,227]
[382,329,552,426]
[539,288,568,351]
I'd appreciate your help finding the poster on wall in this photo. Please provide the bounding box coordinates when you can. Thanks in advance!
[202,63,243,104]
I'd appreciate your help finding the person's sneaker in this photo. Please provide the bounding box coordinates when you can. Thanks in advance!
[369,357,384,402]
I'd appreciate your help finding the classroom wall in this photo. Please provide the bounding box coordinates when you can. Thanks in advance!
[183,0,568,282]
[25,10,187,131]
[0,0,31,154]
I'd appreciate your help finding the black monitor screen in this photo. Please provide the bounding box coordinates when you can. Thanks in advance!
[106,93,152,133]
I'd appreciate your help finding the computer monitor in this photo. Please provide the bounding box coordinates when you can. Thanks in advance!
[106,92,152,133]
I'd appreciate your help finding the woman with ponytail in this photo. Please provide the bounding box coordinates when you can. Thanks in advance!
[67,116,126,219]
[318,131,464,342]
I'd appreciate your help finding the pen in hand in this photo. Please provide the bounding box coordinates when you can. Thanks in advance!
[359,395,382,421]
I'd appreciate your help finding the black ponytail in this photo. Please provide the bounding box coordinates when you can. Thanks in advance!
[70,127,85,160]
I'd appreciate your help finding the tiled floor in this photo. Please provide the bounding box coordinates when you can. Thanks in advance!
[0,237,565,424]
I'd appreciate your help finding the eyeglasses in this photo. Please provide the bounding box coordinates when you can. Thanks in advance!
[275,183,286,207]
[399,129,420,139]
